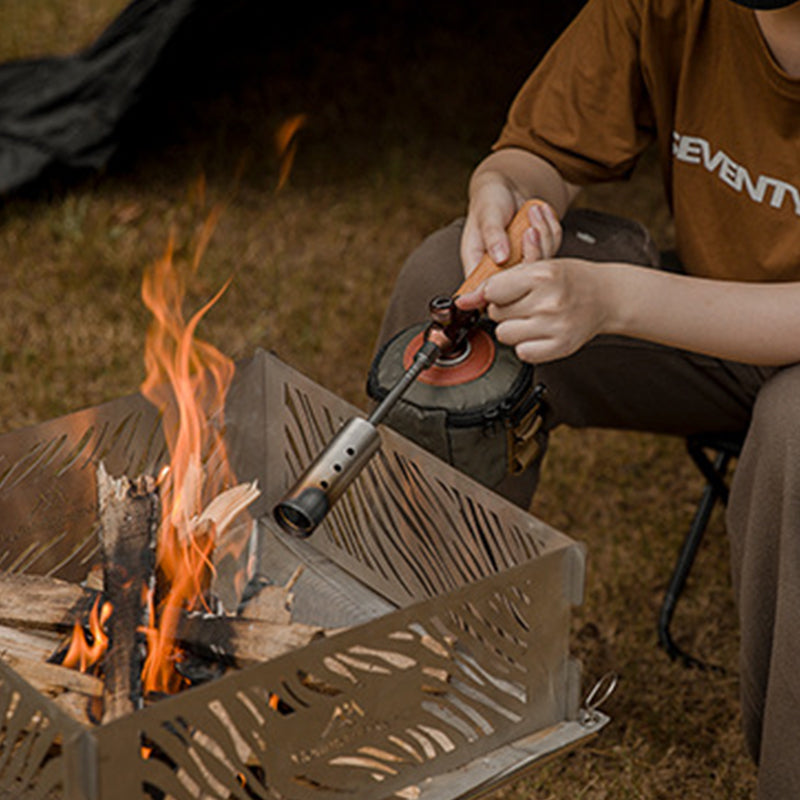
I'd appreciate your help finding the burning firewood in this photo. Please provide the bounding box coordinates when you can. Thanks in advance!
[175,568,323,668]
[0,562,328,725]
[96,463,160,723]
[0,502,321,725]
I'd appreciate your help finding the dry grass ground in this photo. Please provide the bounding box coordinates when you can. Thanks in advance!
[0,0,130,61]
[0,2,756,797]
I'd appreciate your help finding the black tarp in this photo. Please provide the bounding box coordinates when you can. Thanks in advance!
[0,0,197,196]
[0,1,591,198]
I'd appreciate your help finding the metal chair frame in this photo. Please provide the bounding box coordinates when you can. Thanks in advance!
[657,431,745,671]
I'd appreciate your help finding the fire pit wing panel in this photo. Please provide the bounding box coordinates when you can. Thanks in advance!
[255,350,581,609]
[94,544,583,800]
[0,660,86,800]
[0,349,597,800]
[0,394,165,583]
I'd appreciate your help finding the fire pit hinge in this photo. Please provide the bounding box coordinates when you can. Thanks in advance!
[63,728,97,800]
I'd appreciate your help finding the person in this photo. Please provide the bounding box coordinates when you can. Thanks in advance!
[373,0,800,797]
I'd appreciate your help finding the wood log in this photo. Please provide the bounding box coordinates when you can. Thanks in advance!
[1,652,103,699]
[236,567,305,625]
[96,463,160,723]
[0,626,104,726]
[237,585,293,625]
[0,573,97,632]
[178,615,323,668]
[0,623,63,664]
[82,564,104,593]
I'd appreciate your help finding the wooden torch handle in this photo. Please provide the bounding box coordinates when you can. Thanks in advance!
[455,199,545,297]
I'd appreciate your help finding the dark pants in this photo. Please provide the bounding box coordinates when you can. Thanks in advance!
[374,210,798,799]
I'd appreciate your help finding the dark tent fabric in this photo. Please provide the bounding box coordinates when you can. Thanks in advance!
[0,0,197,196]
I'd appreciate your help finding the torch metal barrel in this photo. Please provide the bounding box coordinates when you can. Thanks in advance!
[273,417,381,536]
[273,341,440,537]
[273,202,537,539]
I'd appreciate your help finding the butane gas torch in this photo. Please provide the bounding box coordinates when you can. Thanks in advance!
[273,200,540,537]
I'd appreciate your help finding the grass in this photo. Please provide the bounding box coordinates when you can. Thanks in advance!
[0,1,756,796]
[0,0,129,61]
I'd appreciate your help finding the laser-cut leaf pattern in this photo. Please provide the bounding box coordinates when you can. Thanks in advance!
[279,369,573,609]
[0,352,584,799]
[0,662,82,799]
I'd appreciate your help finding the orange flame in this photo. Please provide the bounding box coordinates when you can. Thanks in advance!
[57,211,258,698]
[138,213,237,696]
[275,114,307,191]
[62,598,113,673]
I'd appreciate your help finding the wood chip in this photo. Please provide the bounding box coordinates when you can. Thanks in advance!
[237,585,293,625]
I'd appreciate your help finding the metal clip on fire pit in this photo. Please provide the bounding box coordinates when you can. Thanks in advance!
[273,200,542,538]
[578,671,618,728]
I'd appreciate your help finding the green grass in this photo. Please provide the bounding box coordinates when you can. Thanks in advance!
[0,2,756,796]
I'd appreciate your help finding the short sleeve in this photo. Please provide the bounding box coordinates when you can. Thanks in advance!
[494,0,657,184]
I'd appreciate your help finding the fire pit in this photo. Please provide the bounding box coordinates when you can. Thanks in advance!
[0,349,606,800]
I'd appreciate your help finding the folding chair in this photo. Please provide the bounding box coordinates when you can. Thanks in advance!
[657,430,745,670]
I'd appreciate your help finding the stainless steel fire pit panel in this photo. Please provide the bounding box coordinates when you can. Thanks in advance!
[94,545,582,800]
[0,395,165,584]
[414,710,609,800]
[256,350,581,609]
[218,353,271,522]
[0,350,595,800]
[0,351,265,587]
[0,659,84,800]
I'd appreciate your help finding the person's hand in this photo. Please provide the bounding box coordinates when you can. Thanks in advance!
[518,200,562,262]
[459,177,609,365]
[458,250,614,365]
[462,176,563,274]
[461,173,520,274]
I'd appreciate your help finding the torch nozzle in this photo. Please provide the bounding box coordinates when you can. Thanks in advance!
[273,416,382,536]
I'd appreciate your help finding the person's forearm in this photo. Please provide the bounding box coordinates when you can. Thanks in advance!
[603,264,800,367]
[468,148,580,218]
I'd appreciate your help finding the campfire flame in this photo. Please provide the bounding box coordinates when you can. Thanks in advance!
[138,213,259,696]
[275,114,307,191]
[62,114,307,709]
[61,113,307,696]
[61,598,113,674]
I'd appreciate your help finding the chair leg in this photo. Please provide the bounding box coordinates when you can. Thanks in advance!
[657,447,731,671]
[687,437,731,503]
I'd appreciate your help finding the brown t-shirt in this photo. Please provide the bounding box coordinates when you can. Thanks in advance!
[494,0,800,282]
